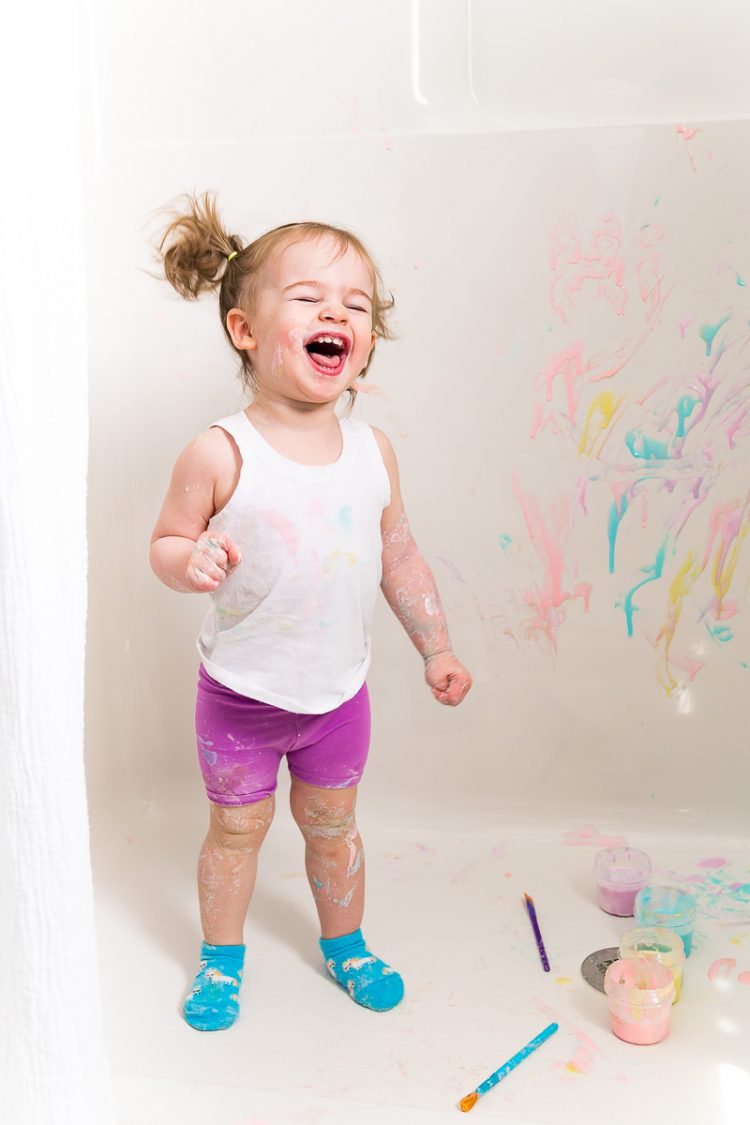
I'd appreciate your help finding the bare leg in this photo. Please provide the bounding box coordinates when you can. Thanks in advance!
[198,797,275,945]
[289,779,363,939]
[290,778,404,1011]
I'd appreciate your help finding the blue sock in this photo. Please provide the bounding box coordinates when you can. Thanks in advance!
[183,942,245,1031]
[320,929,404,1012]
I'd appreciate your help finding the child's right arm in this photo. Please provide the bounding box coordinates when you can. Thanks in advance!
[149,429,242,593]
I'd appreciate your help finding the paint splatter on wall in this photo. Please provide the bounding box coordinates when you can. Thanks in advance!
[500,197,750,697]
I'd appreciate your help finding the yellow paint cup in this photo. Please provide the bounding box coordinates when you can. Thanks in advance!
[618,926,685,1003]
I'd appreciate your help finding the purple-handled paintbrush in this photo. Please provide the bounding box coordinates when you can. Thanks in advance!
[523,892,550,972]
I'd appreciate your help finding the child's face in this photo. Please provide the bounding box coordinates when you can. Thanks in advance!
[240,235,376,404]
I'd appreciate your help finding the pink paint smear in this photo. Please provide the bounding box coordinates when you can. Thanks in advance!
[512,477,591,652]
[563,825,627,848]
[708,958,737,983]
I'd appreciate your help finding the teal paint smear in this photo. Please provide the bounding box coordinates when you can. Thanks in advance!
[654,195,661,206]
[622,539,667,636]
[607,493,630,574]
[706,621,733,644]
[625,430,670,460]
[699,313,731,356]
[676,395,699,438]
[338,506,353,530]
[736,274,746,287]
[498,533,513,552]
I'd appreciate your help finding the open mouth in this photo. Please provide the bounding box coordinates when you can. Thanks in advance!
[304,332,351,377]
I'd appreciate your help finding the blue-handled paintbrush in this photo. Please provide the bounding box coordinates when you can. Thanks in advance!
[458,1022,559,1111]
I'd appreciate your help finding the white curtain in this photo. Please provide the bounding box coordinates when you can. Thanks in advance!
[0,3,114,1122]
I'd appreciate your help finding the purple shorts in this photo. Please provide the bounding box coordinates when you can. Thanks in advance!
[194,665,371,806]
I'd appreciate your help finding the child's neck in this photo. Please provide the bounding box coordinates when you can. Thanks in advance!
[245,397,344,466]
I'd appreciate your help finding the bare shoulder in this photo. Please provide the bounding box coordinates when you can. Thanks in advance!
[369,425,404,520]
[370,425,398,473]
[151,426,242,544]
[176,425,238,475]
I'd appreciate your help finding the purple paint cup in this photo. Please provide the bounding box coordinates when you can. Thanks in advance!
[594,847,652,917]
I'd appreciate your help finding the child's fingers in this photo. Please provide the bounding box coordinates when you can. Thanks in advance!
[204,535,242,570]
[226,539,242,567]
[188,565,220,591]
[432,671,471,706]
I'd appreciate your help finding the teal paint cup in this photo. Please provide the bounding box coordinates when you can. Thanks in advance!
[634,885,697,956]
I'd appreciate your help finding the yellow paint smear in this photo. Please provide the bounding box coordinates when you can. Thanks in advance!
[655,549,703,695]
[577,392,622,458]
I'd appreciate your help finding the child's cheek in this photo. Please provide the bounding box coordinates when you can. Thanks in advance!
[287,327,307,355]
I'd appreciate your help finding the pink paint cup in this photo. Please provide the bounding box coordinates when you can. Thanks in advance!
[594,847,651,916]
[604,957,675,1045]
[618,926,685,1003]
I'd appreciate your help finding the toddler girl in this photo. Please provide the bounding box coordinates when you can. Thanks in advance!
[150,193,472,1031]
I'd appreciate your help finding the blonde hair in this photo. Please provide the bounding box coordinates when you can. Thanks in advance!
[157,191,394,399]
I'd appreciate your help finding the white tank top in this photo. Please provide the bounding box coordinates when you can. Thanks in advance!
[196,411,391,713]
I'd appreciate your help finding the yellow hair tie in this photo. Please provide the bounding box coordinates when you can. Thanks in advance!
[226,250,238,263]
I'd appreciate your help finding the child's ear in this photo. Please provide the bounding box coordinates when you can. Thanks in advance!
[226,308,257,352]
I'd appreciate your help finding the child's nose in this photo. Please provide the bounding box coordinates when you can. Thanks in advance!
[320,301,348,323]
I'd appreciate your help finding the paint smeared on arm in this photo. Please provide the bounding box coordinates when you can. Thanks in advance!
[380,511,452,659]
[373,428,472,706]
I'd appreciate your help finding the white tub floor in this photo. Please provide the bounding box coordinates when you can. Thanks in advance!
[92,806,750,1125]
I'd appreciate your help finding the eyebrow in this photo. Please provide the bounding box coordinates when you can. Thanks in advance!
[283,280,373,302]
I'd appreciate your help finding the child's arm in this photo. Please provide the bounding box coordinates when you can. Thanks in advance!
[373,429,472,707]
[149,429,242,593]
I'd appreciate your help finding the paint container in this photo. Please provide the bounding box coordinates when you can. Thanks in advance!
[634,885,697,956]
[604,957,675,1045]
[618,927,685,1003]
[594,847,651,916]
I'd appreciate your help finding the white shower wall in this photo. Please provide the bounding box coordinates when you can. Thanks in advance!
[85,0,750,840]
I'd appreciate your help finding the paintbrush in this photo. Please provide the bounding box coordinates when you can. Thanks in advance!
[523,891,550,971]
[458,1022,559,1111]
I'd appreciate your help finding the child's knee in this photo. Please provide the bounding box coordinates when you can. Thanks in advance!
[209,797,274,850]
[290,789,359,851]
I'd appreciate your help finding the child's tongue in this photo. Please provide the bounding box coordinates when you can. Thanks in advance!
[311,350,340,369]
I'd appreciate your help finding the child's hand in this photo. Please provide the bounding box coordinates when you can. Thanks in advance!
[185,533,242,592]
[424,652,472,706]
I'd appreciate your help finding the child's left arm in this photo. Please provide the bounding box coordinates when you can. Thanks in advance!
[373,429,472,707]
